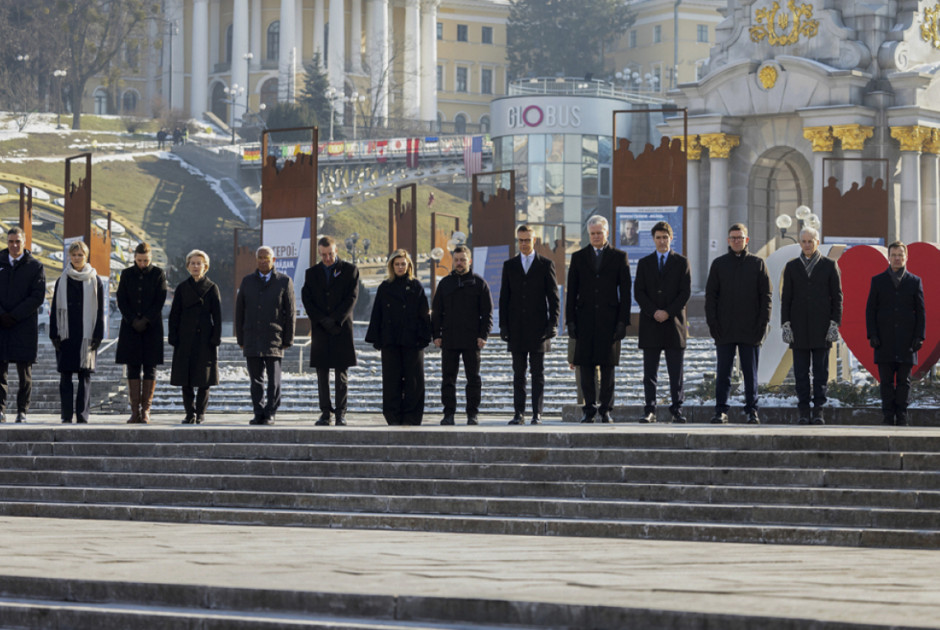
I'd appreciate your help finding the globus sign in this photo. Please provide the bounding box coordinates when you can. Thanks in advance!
[490,95,622,137]
[506,104,582,129]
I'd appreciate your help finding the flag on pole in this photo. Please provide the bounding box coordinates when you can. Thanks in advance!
[463,136,483,178]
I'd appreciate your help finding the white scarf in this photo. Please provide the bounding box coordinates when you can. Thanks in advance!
[55,263,99,369]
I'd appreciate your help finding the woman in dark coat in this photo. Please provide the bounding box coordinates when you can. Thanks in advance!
[365,250,431,425]
[50,240,104,424]
[168,249,221,424]
[115,242,167,424]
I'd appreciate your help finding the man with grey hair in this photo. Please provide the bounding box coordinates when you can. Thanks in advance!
[236,245,295,425]
[781,226,843,424]
[566,215,631,423]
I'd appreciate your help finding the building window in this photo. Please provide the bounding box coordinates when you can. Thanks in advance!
[125,41,139,71]
[437,65,443,91]
[437,22,443,40]
[226,25,233,63]
[456,67,468,92]
[93,88,108,115]
[629,30,637,48]
[260,78,279,108]
[267,22,280,61]
[457,24,468,42]
[480,115,490,133]
[482,26,493,44]
[653,25,661,43]
[695,60,708,81]
[481,68,492,94]
[697,24,708,43]
[122,90,138,113]
[455,113,467,134]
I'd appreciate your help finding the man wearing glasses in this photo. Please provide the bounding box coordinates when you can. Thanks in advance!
[705,223,772,424]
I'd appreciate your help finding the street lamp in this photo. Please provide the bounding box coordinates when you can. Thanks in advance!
[429,230,468,270]
[346,92,366,141]
[776,205,819,243]
[325,86,338,141]
[344,232,371,264]
[242,52,253,127]
[53,70,67,129]
[223,84,245,143]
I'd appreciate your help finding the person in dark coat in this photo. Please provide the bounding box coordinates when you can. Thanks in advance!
[168,250,222,424]
[634,221,691,424]
[431,245,493,426]
[235,246,295,426]
[499,225,559,425]
[781,227,843,425]
[705,223,772,424]
[0,227,46,423]
[365,250,431,425]
[565,215,631,424]
[50,240,104,424]
[302,236,359,427]
[866,241,926,426]
[115,242,167,424]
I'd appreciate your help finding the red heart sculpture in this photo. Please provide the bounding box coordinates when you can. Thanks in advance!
[903,242,940,379]
[838,242,940,382]
[837,245,887,382]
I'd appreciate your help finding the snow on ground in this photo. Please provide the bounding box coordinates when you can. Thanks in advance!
[159,151,248,222]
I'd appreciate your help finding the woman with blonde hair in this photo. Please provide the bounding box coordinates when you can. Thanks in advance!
[50,240,105,424]
[168,249,222,424]
[365,249,431,425]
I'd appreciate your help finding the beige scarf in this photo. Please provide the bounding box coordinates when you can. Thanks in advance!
[55,263,99,369]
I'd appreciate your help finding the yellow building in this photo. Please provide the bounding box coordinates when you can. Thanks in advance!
[81,0,510,136]
[606,0,725,94]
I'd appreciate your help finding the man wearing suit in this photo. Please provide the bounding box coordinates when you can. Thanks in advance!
[781,226,843,425]
[866,241,925,426]
[566,215,631,423]
[302,236,360,426]
[499,225,560,425]
[633,221,691,423]
[236,246,296,426]
[705,223,772,424]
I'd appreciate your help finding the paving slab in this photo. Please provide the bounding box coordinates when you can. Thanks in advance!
[0,515,938,628]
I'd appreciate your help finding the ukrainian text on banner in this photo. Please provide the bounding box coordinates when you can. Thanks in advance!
[472,244,510,324]
[263,217,312,318]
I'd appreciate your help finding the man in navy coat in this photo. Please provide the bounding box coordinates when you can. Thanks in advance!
[499,225,560,425]
[634,221,690,423]
[866,241,925,426]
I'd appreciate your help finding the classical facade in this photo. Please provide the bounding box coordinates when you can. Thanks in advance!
[667,0,940,290]
[83,0,508,133]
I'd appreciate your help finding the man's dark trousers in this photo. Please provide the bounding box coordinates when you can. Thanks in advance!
[247,356,281,419]
[316,367,349,415]
[793,348,829,412]
[0,361,32,413]
[642,348,684,415]
[877,362,912,416]
[512,350,544,415]
[581,364,615,416]
[441,348,481,415]
[715,343,759,414]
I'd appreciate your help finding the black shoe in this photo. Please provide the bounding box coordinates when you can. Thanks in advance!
[671,411,687,424]
[798,416,810,425]
[195,415,205,425]
[335,416,347,426]
[181,416,196,425]
[467,415,479,425]
[440,414,456,426]
[315,416,332,426]
[640,412,656,424]
[896,411,908,426]
[599,411,612,424]
[811,417,825,425]
[746,411,760,425]
[508,414,524,425]
[530,415,542,425]
[882,414,895,426]
[76,418,87,424]
[249,416,271,425]
[579,412,595,423]
[711,412,729,424]
[15,412,25,423]
[61,418,72,424]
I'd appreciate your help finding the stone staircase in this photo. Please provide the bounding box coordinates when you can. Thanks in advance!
[0,426,937,550]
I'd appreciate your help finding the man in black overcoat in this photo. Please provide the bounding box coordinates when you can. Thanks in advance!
[705,223,771,424]
[432,245,493,426]
[781,227,843,425]
[236,246,296,426]
[866,241,925,426]
[0,227,45,423]
[302,236,359,426]
[634,221,690,424]
[566,215,631,423]
[499,225,560,425]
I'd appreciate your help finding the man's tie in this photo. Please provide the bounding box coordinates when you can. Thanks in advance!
[594,249,602,272]
[659,254,665,273]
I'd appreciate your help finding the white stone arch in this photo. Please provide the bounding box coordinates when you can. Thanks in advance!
[452,111,470,134]
[121,88,142,114]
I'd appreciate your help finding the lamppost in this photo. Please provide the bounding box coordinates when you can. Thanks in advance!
[346,92,366,141]
[53,69,67,129]
[429,230,468,271]
[644,72,660,93]
[223,84,245,143]
[325,86,338,141]
[776,204,820,243]
[344,232,371,264]
[242,52,253,127]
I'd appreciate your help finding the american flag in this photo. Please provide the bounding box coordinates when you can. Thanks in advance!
[463,135,483,178]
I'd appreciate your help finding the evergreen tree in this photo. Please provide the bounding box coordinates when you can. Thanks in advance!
[299,52,333,130]
[507,0,633,79]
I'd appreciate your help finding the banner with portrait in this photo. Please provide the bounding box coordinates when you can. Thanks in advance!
[614,205,684,308]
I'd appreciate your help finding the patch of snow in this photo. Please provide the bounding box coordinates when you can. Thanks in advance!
[158,152,248,222]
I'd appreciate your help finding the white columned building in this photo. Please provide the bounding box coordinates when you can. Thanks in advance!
[250,0,262,70]
[279,0,297,102]
[403,0,421,120]
[313,0,325,60]
[350,0,363,74]
[190,0,209,119]
[328,0,346,95]
[368,0,389,123]
[420,0,439,123]
[231,0,249,125]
